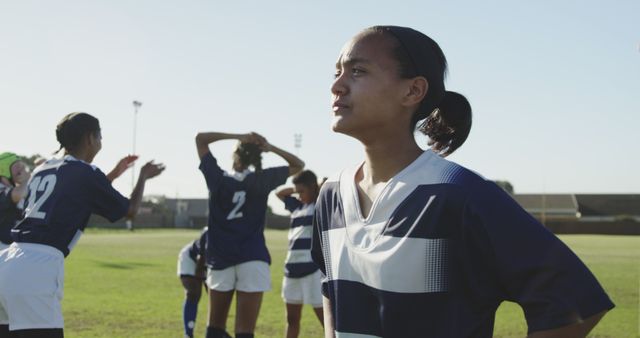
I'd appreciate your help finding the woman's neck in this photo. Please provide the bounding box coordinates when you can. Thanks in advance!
[66,149,93,163]
[359,134,422,184]
[354,132,422,219]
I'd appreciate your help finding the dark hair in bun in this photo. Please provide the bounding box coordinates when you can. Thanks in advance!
[365,26,472,156]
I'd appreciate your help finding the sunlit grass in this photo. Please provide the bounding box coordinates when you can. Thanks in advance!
[61,230,638,337]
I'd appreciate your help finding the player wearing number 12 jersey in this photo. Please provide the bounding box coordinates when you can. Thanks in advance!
[195,132,304,338]
[0,112,164,338]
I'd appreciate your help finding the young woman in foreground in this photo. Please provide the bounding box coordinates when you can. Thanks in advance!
[311,26,613,338]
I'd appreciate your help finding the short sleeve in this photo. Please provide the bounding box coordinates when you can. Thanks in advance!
[256,166,289,193]
[89,168,129,222]
[311,185,332,297]
[283,196,302,213]
[463,181,614,333]
[198,152,224,192]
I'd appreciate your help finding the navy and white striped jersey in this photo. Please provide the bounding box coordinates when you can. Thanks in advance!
[282,196,318,278]
[311,150,614,337]
[188,227,208,262]
[199,152,288,269]
[0,182,22,245]
[11,156,129,257]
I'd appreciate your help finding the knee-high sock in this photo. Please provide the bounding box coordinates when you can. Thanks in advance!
[182,299,198,338]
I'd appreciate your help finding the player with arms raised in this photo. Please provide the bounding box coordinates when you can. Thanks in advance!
[0,112,164,338]
[195,131,303,338]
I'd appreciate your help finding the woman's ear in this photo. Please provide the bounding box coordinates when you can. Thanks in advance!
[402,76,428,107]
[85,133,95,147]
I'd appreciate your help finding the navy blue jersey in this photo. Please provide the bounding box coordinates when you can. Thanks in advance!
[311,150,614,337]
[11,156,129,257]
[188,227,208,262]
[199,152,288,269]
[0,182,23,244]
[283,196,318,278]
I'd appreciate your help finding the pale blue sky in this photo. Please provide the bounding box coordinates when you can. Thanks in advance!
[1,1,638,214]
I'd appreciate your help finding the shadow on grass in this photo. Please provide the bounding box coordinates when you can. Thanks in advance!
[93,260,156,269]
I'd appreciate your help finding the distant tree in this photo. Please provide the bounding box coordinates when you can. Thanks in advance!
[494,180,514,194]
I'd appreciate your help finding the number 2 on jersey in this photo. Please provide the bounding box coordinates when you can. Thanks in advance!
[227,191,246,220]
[25,174,57,219]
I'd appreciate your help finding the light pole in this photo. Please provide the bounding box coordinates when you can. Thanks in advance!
[294,133,302,156]
[128,100,142,231]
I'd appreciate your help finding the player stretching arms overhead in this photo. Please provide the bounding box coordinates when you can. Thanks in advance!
[275,170,325,338]
[311,26,613,338]
[195,131,303,338]
[0,112,164,338]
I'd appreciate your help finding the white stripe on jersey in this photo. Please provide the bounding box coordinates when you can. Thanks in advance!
[287,224,313,242]
[223,169,251,182]
[284,203,314,265]
[338,151,467,233]
[67,230,83,252]
[322,151,459,293]
[290,203,314,221]
[326,227,449,293]
[35,155,97,176]
[285,249,314,264]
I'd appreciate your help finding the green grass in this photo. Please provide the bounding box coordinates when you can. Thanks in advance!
[62,230,639,337]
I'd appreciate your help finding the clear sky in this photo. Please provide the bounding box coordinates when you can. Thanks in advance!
[1,1,638,215]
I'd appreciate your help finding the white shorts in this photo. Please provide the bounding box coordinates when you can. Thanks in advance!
[0,243,65,330]
[281,270,323,307]
[206,261,271,292]
[177,244,198,277]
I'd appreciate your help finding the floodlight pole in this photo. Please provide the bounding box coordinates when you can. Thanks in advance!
[128,100,142,231]
[131,100,142,190]
[294,133,302,156]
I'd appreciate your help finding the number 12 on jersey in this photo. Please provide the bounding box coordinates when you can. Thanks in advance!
[24,174,57,220]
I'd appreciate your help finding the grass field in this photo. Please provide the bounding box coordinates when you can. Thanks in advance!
[61,229,638,337]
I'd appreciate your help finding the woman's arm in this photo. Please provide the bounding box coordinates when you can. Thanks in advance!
[527,311,607,338]
[195,132,263,159]
[10,182,29,204]
[323,296,336,338]
[1,163,31,203]
[126,161,165,219]
[106,155,138,182]
[275,187,295,201]
[263,143,304,176]
[195,253,207,280]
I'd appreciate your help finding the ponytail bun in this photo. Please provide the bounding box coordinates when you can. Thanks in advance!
[420,91,472,157]
[55,121,69,154]
[236,142,263,171]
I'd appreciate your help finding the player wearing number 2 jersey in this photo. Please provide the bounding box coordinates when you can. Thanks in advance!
[0,112,164,338]
[195,132,304,338]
